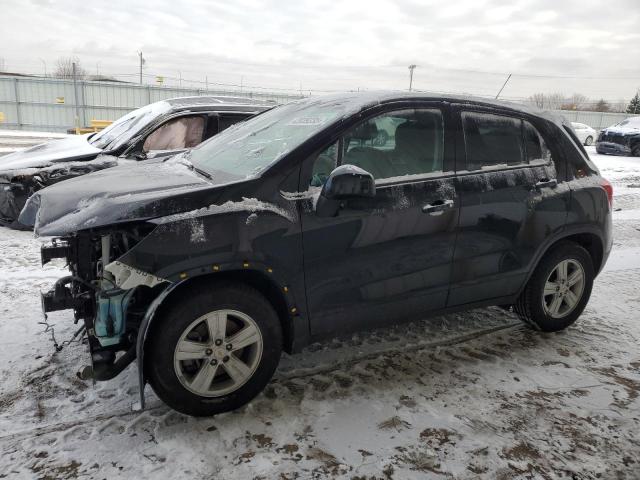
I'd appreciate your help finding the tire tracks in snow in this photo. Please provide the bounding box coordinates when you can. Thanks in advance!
[0,322,520,445]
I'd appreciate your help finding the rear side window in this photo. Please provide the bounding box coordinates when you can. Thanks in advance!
[462,112,551,171]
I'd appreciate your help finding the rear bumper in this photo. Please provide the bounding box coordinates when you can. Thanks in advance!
[596,142,631,156]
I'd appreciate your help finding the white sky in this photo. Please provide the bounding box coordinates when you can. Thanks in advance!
[1,0,639,102]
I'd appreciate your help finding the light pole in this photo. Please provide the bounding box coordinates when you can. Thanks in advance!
[138,51,145,84]
[39,58,47,77]
[408,64,417,91]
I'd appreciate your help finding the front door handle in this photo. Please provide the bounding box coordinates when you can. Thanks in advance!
[422,199,454,215]
[535,178,558,190]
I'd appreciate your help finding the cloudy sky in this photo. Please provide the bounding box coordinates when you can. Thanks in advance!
[1,0,639,103]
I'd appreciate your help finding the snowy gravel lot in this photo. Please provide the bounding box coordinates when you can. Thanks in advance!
[1,147,639,479]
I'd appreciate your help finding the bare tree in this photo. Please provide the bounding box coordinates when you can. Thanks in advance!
[545,93,565,110]
[529,93,546,109]
[528,92,566,110]
[561,93,588,110]
[54,56,87,79]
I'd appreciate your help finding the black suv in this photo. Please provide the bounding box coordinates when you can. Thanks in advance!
[21,92,613,417]
[596,116,640,156]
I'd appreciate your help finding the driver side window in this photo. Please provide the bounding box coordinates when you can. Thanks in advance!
[309,108,444,186]
[143,116,205,152]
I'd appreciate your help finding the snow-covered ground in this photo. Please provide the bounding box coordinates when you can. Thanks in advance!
[1,147,639,479]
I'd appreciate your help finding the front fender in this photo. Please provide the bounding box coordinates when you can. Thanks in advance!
[135,281,180,409]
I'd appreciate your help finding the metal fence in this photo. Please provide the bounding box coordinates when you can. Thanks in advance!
[0,76,303,133]
[551,109,635,130]
[0,75,636,133]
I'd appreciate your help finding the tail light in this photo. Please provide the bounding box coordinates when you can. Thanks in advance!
[601,178,613,208]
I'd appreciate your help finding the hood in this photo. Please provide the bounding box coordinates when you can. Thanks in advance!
[20,156,246,236]
[601,125,640,136]
[0,134,103,171]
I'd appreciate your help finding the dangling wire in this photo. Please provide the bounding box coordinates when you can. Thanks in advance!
[39,312,86,353]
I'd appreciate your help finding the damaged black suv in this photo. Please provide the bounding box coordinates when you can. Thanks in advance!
[22,92,613,417]
[596,116,640,156]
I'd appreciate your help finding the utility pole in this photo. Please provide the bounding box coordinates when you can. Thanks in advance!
[72,62,80,133]
[408,65,417,91]
[495,73,512,99]
[138,51,145,84]
[39,58,47,77]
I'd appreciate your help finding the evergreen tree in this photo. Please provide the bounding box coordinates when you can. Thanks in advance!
[627,93,640,114]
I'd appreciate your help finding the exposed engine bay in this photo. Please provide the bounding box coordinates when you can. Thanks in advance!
[41,223,164,382]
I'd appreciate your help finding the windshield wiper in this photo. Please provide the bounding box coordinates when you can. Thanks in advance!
[193,166,213,180]
[174,153,213,180]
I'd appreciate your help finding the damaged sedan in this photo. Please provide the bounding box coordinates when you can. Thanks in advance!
[0,96,271,228]
[22,92,612,416]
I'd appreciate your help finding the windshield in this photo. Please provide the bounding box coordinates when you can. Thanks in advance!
[188,97,349,177]
[616,117,640,128]
[89,101,172,150]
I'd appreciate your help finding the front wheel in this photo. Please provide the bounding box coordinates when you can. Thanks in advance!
[514,242,594,332]
[585,136,593,146]
[146,282,283,416]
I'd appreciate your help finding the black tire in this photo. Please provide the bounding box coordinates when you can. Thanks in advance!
[146,281,283,416]
[514,241,594,332]
[585,136,593,146]
[632,144,640,157]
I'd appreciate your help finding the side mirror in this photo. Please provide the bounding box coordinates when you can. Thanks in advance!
[316,165,375,217]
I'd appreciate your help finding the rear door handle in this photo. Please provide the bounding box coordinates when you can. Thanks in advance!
[535,179,558,190]
[422,199,454,215]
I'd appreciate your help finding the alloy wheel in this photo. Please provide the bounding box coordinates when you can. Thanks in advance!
[542,259,585,319]
[173,309,263,397]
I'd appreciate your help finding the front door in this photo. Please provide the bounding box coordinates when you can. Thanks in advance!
[299,104,459,337]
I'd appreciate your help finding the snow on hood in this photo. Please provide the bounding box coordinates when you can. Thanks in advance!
[19,156,244,236]
[0,134,103,172]
[152,196,297,224]
[602,120,640,136]
[602,127,640,136]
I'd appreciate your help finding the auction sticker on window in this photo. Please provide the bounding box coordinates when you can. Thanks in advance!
[287,116,328,126]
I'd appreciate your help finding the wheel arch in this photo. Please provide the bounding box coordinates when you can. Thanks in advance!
[135,268,299,409]
[519,228,605,297]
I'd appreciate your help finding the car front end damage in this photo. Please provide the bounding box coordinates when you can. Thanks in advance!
[40,224,168,386]
[596,129,640,156]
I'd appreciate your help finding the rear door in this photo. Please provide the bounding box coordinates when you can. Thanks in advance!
[448,106,570,306]
[299,102,459,337]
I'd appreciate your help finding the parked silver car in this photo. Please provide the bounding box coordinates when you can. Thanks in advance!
[571,122,597,146]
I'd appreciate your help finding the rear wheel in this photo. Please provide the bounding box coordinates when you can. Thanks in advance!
[632,144,640,157]
[146,282,282,416]
[514,242,594,332]
[585,136,593,146]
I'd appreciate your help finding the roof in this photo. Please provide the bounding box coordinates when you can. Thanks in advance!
[165,95,276,110]
[289,90,565,126]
